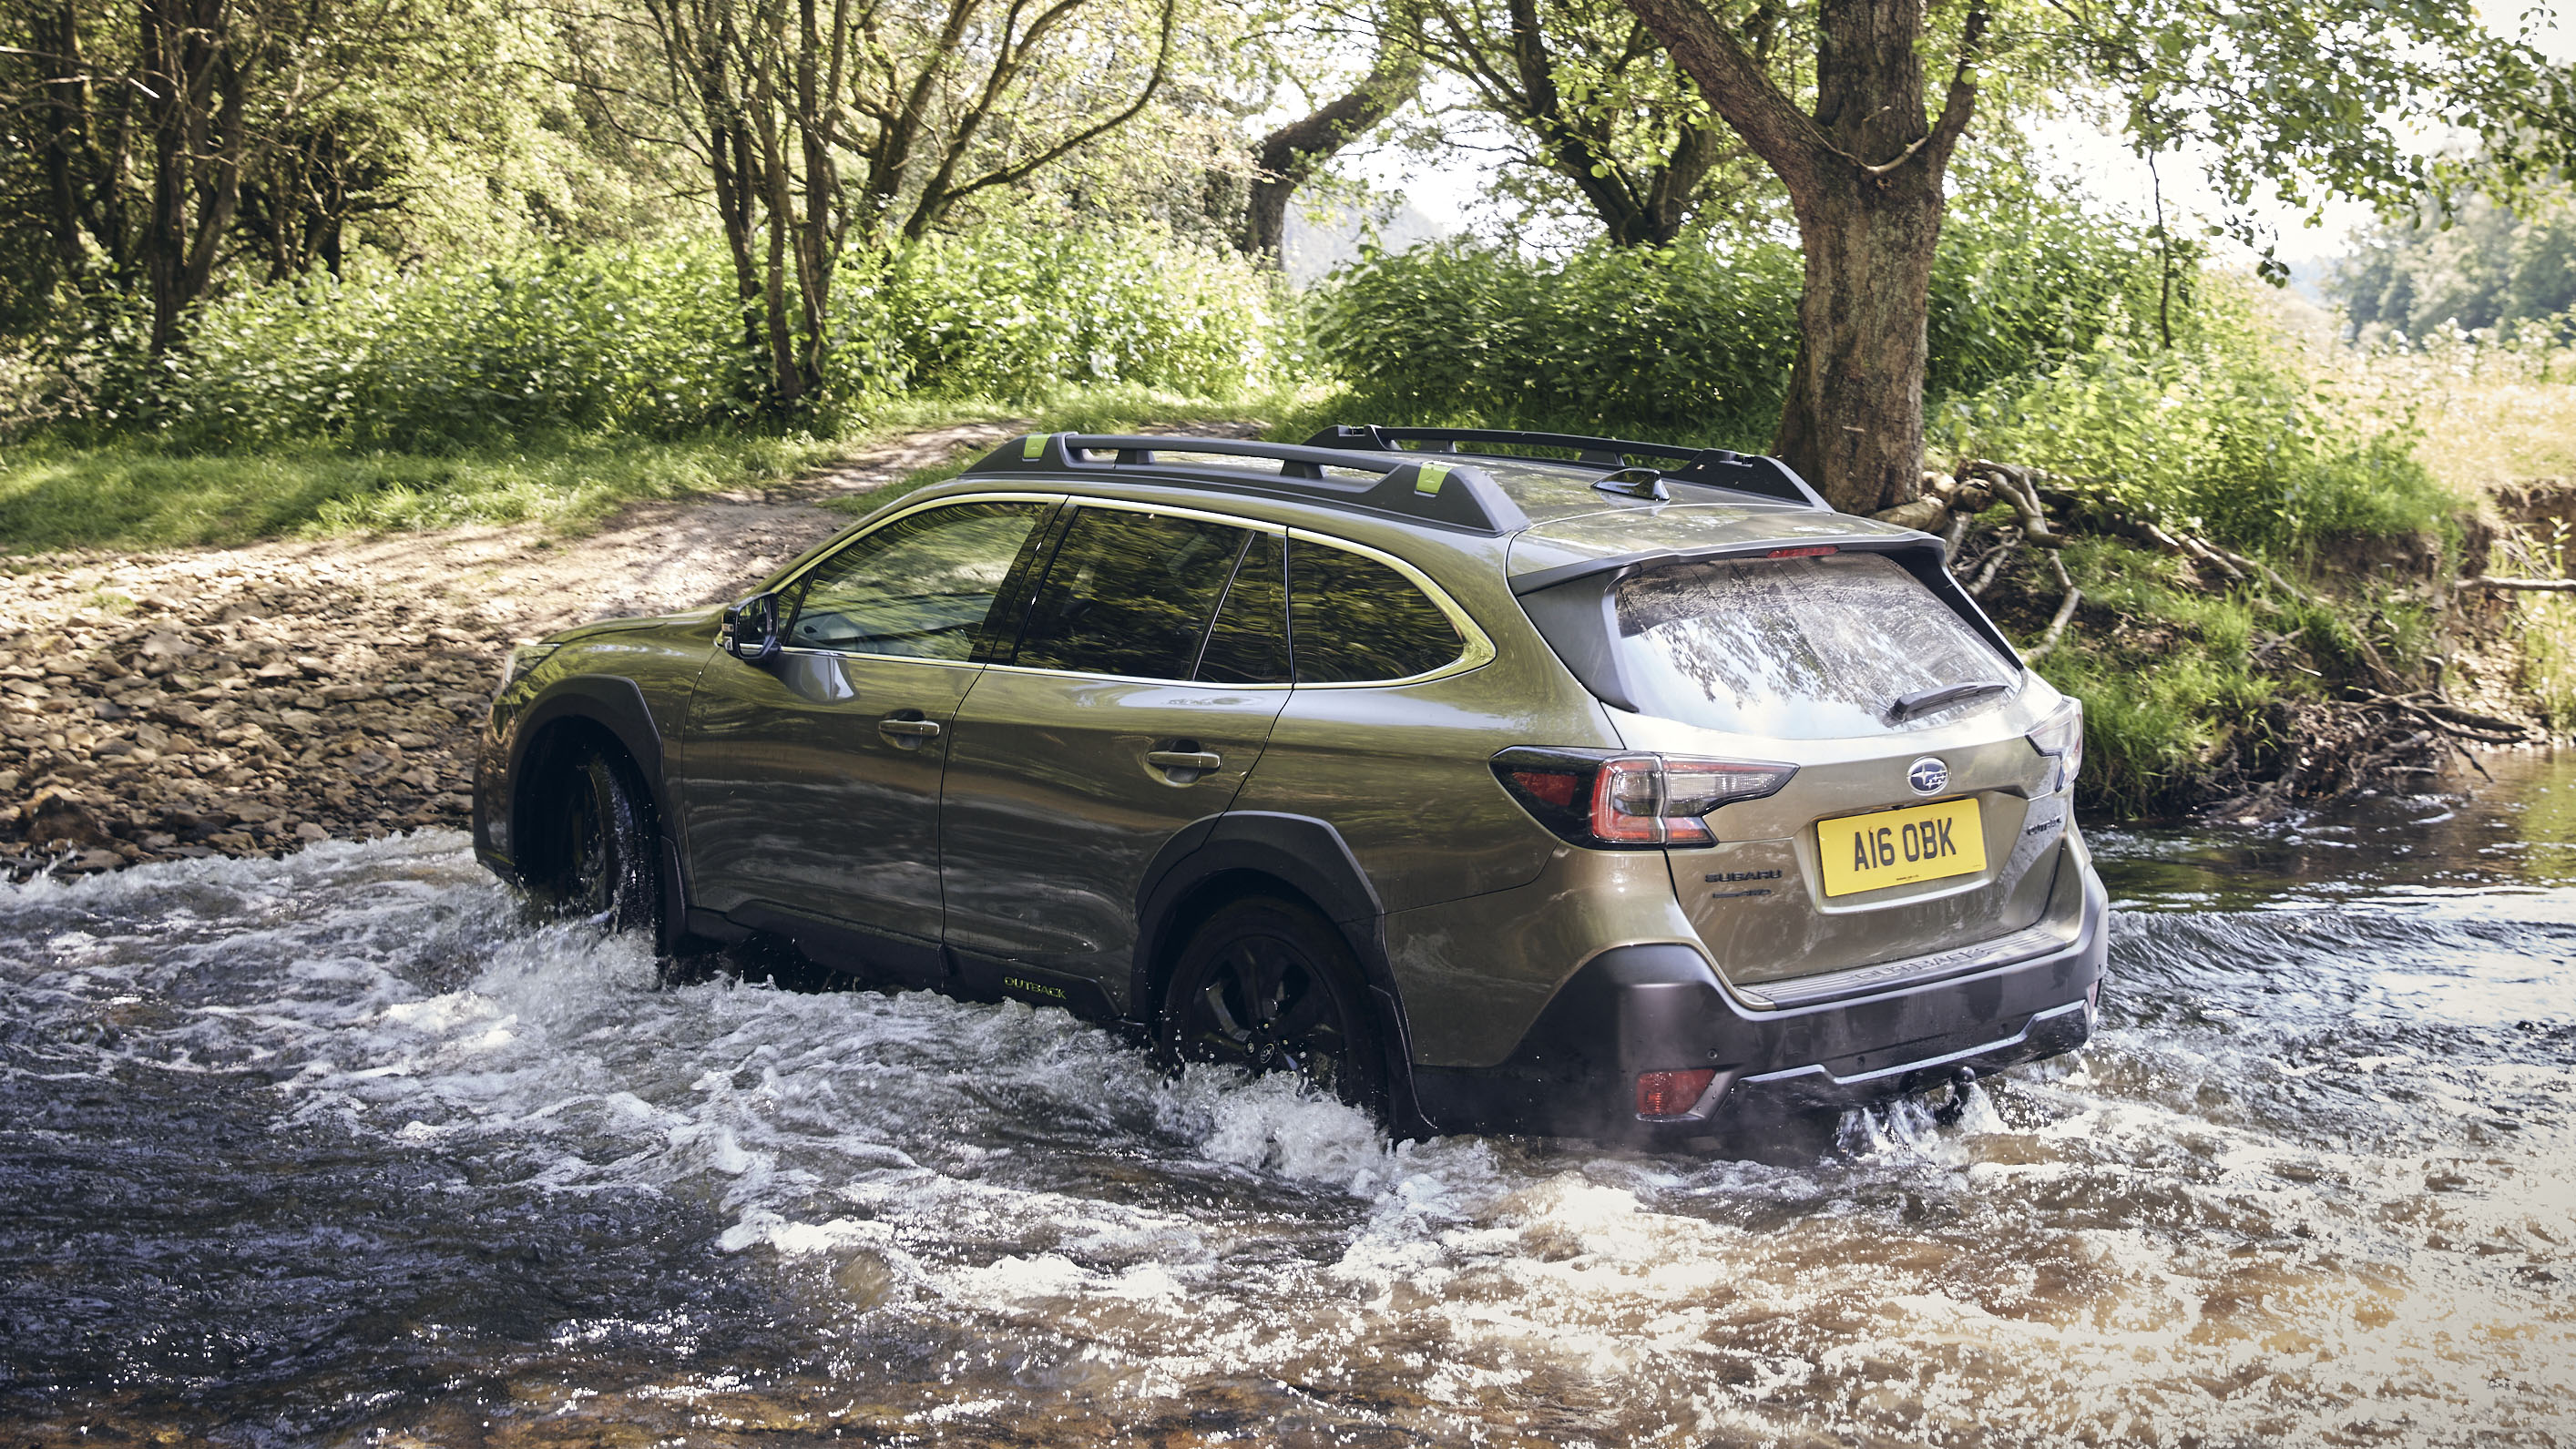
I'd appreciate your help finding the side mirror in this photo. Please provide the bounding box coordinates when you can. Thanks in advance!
[721,591,783,663]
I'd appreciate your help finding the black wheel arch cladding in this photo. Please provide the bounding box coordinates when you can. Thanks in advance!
[1131,811,1423,1108]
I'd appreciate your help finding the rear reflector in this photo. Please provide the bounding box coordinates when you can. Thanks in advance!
[1507,768,1582,809]
[1766,545,1838,559]
[1636,1067,1719,1117]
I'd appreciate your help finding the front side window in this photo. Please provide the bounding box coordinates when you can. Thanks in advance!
[1612,552,2018,738]
[786,501,1047,659]
[1010,507,1251,679]
[1287,537,1465,683]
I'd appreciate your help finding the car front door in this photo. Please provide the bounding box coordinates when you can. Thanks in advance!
[936,503,1293,1011]
[677,495,1056,978]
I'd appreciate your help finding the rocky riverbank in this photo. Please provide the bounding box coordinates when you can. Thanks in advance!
[0,423,1026,875]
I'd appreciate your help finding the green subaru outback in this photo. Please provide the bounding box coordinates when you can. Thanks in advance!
[474,426,2106,1142]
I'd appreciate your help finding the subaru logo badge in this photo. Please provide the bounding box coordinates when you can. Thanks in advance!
[1907,757,1949,796]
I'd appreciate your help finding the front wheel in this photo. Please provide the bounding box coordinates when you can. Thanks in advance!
[1157,897,1385,1117]
[530,747,660,935]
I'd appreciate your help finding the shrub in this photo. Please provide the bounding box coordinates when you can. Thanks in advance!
[845,226,1283,403]
[11,223,1283,453]
[129,243,762,450]
[1310,189,2167,446]
[1934,282,2455,553]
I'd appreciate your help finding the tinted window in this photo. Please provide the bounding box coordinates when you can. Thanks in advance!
[1288,538,1465,683]
[1012,507,1249,679]
[788,501,1046,659]
[1196,530,1290,684]
[1612,553,2018,738]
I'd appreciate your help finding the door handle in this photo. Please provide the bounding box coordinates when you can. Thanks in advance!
[878,715,942,746]
[1145,750,1222,771]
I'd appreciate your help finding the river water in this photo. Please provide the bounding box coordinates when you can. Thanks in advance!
[4,756,2572,1447]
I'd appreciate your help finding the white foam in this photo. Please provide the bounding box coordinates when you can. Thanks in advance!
[6,833,2573,1443]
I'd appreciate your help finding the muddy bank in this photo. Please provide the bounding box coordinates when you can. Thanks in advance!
[1919,461,2568,822]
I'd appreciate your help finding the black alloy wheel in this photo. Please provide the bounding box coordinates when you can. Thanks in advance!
[536,747,660,935]
[1159,897,1385,1115]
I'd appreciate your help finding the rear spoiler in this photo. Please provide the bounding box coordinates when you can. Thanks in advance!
[1511,537,2023,715]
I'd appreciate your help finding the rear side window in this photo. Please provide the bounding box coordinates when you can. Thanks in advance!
[1288,537,1465,683]
[1197,530,1291,685]
[1012,507,1250,679]
[1612,553,2017,738]
[788,500,1047,659]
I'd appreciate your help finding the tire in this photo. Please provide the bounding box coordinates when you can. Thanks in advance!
[1157,896,1386,1117]
[531,746,661,935]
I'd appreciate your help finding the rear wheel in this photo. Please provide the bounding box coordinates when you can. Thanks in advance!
[1158,897,1385,1116]
[530,746,660,934]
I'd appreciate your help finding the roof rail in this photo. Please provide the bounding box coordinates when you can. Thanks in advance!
[1302,424,1827,510]
[960,433,1530,535]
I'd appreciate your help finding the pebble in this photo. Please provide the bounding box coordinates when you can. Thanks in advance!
[0,551,506,876]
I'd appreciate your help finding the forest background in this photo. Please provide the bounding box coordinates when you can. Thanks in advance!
[3,0,2575,819]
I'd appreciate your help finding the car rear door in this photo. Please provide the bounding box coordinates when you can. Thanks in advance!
[676,496,1055,979]
[935,502,1292,1011]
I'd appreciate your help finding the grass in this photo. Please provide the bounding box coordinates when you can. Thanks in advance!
[0,381,1324,554]
[2336,328,2576,496]
[2024,538,2288,816]
[0,433,847,553]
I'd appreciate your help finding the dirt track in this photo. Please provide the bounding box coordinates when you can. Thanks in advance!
[0,423,1034,872]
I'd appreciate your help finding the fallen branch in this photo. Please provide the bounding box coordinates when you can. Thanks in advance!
[1965,526,2022,597]
[2025,560,2083,661]
[2359,689,2530,748]
[2458,576,2576,593]
[1961,460,2066,548]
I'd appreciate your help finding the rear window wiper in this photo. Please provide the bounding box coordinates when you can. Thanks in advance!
[1886,680,2009,723]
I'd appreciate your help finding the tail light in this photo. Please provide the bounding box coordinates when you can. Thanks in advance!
[2027,696,2085,794]
[1492,748,1795,848]
[1636,1067,1718,1117]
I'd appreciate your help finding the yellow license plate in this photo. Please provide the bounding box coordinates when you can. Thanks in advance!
[1817,798,1986,897]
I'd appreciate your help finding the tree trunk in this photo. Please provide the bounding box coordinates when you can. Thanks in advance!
[1769,162,1943,515]
[137,0,248,355]
[1239,34,1421,262]
[1620,0,1984,515]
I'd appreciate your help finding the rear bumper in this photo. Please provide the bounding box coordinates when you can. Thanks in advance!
[1409,857,2109,1144]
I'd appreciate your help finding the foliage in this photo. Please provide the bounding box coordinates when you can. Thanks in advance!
[853,227,1284,402]
[2496,520,2576,733]
[1935,280,2452,553]
[2327,188,2576,346]
[2029,540,2280,817]
[1314,184,2170,445]
[2069,2,2576,272]
[1408,0,1764,247]
[6,226,1283,452]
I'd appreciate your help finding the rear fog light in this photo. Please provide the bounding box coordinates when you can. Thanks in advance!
[1635,1067,1718,1117]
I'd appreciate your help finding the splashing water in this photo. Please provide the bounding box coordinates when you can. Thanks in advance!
[5,757,2574,1446]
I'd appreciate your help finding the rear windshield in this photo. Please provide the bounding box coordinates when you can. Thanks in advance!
[1612,553,2018,738]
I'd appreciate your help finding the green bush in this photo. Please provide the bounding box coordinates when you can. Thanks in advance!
[17,224,1282,453]
[1311,189,2167,445]
[1935,282,2453,552]
[851,226,1283,403]
[109,243,762,449]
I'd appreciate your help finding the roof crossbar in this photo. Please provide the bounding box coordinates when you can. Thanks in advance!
[1302,424,1827,510]
[960,432,1531,535]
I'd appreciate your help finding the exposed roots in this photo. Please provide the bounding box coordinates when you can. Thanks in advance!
[1878,458,2541,821]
